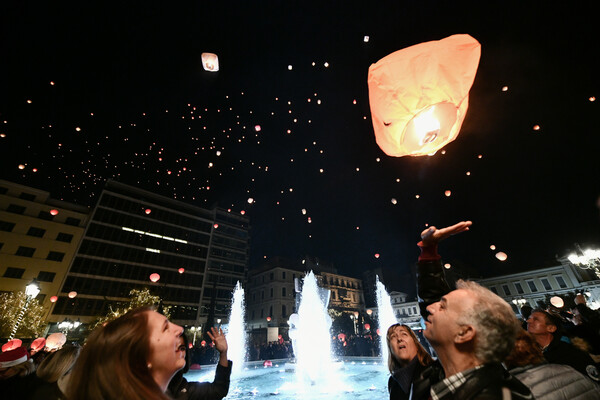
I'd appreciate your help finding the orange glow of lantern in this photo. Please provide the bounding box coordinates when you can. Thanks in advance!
[550,296,564,308]
[495,252,508,261]
[374,253,380,258]
[178,268,185,274]
[368,34,481,157]
[50,209,59,216]
[2,339,22,352]
[266,316,271,322]
[145,208,152,214]
[50,295,58,303]
[46,333,66,350]
[149,273,160,282]
[200,340,206,347]
[444,190,452,197]
[67,291,77,298]
[201,53,219,72]
[213,223,219,229]
[364,323,370,330]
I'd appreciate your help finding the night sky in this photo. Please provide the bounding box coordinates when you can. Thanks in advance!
[1,2,598,295]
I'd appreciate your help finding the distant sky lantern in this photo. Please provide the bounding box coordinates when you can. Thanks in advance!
[50,209,59,216]
[149,273,160,282]
[495,252,508,261]
[68,291,77,298]
[444,263,451,269]
[178,268,185,274]
[533,125,540,131]
[364,35,370,42]
[368,34,481,157]
[374,253,380,258]
[444,190,452,197]
[50,295,58,303]
[201,53,219,72]
[240,210,245,215]
[364,323,370,330]
[145,208,152,214]
[18,164,25,170]
[490,245,496,250]
[391,198,397,205]
[247,198,254,204]
[213,223,219,229]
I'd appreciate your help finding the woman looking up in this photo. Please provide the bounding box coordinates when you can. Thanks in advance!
[387,323,434,400]
[66,307,184,400]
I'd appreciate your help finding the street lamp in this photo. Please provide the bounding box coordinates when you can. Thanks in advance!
[190,326,201,346]
[9,279,40,340]
[568,244,600,279]
[58,318,81,334]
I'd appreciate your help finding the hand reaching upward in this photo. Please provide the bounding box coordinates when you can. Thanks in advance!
[207,327,228,354]
[420,221,472,246]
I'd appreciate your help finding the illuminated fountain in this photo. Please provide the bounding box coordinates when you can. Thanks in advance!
[375,276,398,364]
[186,272,389,399]
[224,281,247,377]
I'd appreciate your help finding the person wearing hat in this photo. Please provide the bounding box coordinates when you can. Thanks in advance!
[0,346,37,399]
[527,309,599,381]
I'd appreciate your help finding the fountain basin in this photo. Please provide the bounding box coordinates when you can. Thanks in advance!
[184,357,388,399]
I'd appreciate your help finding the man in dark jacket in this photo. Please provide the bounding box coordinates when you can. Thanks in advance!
[527,309,599,381]
[412,221,533,400]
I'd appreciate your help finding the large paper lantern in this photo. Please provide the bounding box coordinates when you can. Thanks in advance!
[46,333,66,350]
[368,34,481,157]
[2,339,22,352]
[201,53,219,72]
[30,338,46,353]
[149,273,160,282]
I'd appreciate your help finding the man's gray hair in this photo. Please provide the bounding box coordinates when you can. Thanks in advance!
[455,280,521,364]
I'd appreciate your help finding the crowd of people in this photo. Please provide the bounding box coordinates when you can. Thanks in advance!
[1,221,600,399]
[385,221,600,400]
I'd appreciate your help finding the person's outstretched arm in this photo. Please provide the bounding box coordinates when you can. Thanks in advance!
[183,327,232,400]
[416,221,472,317]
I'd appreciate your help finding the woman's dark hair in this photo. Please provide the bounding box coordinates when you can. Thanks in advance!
[386,323,433,373]
[66,307,170,400]
[504,329,545,369]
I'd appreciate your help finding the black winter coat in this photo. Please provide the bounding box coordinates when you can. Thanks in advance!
[167,361,232,400]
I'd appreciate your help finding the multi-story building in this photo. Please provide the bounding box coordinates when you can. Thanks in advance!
[51,180,249,326]
[476,263,600,314]
[0,180,89,323]
[246,256,365,343]
[389,291,422,329]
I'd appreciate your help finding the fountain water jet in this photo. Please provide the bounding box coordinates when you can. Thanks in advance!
[375,276,398,364]
[224,281,247,376]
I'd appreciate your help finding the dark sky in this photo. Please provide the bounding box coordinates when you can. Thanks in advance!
[1,2,599,294]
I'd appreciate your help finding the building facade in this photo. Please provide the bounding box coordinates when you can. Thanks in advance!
[0,180,89,323]
[246,256,365,343]
[51,180,249,326]
[476,263,600,314]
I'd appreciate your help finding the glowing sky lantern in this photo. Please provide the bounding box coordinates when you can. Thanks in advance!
[364,323,370,330]
[368,34,481,157]
[68,291,77,298]
[2,339,22,352]
[201,53,219,72]
[550,296,564,308]
[50,209,59,216]
[145,208,152,214]
[178,268,185,274]
[46,333,66,350]
[149,273,160,282]
[495,252,508,261]
[490,245,496,250]
[50,295,58,303]
[374,253,380,258]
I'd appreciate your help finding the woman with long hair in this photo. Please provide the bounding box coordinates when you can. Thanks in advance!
[66,306,184,400]
[167,329,231,399]
[386,323,434,400]
[30,344,81,399]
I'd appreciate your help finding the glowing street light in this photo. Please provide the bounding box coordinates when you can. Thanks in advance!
[9,279,40,340]
[568,244,600,279]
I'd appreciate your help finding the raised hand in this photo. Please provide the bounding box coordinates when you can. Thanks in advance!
[206,327,228,354]
[420,221,472,246]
